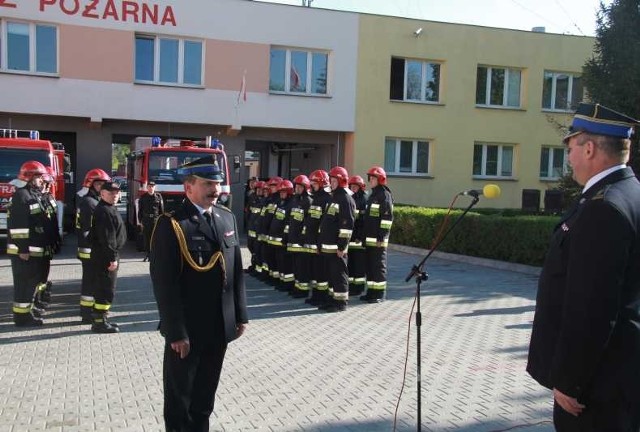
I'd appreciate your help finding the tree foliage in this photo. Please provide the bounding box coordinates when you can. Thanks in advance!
[582,0,640,172]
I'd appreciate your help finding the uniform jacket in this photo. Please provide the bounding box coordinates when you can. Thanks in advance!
[247,195,266,239]
[318,187,355,253]
[527,167,640,403]
[257,193,279,239]
[138,192,164,224]
[150,199,248,345]
[267,196,293,246]
[76,189,100,253]
[302,188,332,248]
[90,200,127,264]
[363,185,394,247]
[40,191,61,253]
[287,192,312,248]
[7,184,51,257]
[350,189,367,245]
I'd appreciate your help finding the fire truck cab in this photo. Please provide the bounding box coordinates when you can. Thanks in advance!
[125,136,231,240]
[0,129,69,240]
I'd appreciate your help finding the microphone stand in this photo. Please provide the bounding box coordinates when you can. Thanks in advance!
[404,193,480,432]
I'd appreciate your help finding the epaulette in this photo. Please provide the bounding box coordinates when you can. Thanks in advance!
[215,203,233,213]
[162,211,176,218]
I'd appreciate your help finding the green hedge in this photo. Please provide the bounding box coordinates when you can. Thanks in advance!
[390,206,560,266]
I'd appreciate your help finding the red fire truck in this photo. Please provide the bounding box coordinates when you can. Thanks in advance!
[0,129,70,240]
[125,136,231,239]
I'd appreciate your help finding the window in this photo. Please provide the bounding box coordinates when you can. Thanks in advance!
[540,146,567,179]
[476,66,521,108]
[135,35,203,86]
[473,143,514,177]
[269,47,328,95]
[1,21,57,74]
[542,71,583,111]
[384,138,430,175]
[390,57,441,102]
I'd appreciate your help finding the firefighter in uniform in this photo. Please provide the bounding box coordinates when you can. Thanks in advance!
[317,166,355,312]
[89,181,127,333]
[150,156,248,431]
[7,161,50,327]
[246,180,266,275]
[269,179,294,292]
[258,176,282,284]
[36,167,61,308]
[76,168,111,323]
[360,166,394,303]
[303,170,332,306]
[252,182,272,279]
[347,175,367,296]
[287,175,312,298]
[138,181,164,260]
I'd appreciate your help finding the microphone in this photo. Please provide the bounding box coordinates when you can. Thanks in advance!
[459,184,501,199]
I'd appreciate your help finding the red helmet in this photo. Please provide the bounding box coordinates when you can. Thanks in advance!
[329,166,349,188]
[83,168,111,188]
[255,180,267,190]
[267,176,283,187]
[18,161,48,182]
[43,166,56,183]
[348,175,366,190]
[367,166,387,185]
[277,179,294,196]
[293,174,310,189]
[309,170,329,187]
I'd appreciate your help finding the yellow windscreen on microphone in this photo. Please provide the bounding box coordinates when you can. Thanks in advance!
[482,184,501,199]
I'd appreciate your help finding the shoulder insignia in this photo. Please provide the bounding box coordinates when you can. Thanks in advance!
[590,187,608,201]
[215,204,233,213]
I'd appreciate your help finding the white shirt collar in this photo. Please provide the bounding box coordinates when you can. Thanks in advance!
[582,164,626,194]
[192,202,213,215]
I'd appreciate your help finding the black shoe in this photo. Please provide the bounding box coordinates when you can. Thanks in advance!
[317,302,333,310]
[365,298,384,304]
[14,314,44,327]
[91,321,119,334]
[41,283,52,303]
[324,304,347,313]
[359,294,373,302]
[305,297,321,306]
[80,306,93,324]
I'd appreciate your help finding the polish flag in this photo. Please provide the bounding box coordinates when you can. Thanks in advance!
[237,71,247,106]
[290,66,300,90]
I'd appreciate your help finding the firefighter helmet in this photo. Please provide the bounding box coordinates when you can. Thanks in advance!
[367,166,387,185]
[309,170,329,187]
[329,166,349,188]
[43,166,56,183]
[293,174,310,189]
[18,161,48,182]
[83,168,111,188]
[267,176,283,187]
[277,179,294,196]
[255,180,267,190]
[348,175,366,189]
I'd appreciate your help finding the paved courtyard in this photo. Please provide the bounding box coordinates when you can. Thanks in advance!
[0,235,555,431]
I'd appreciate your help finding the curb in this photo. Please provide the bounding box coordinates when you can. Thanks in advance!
[388,243,542,276]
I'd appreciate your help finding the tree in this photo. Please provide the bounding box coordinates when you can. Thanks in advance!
[582,0,640,173]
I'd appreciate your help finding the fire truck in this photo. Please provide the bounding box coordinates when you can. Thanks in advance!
[125,136,231,240]
[0,129,70,240]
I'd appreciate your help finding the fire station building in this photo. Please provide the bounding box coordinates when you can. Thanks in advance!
[0,0,594,216]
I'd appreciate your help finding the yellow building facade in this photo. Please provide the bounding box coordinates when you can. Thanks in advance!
[347,15,595,209]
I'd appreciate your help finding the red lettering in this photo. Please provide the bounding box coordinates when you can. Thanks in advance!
[102,0,119,21]
[0,0,18,9]
[122,1,139,23]
[142,3,158,25]
[39,0,56,12]
[82,0,99,19]
[161,6,176,27]
[60,0,80,15]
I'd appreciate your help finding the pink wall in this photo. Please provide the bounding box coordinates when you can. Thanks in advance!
[205,40,269,92]
[60,25,133,82]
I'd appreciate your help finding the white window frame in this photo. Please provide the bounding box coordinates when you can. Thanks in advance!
[540,146,568,180]
[0,20,58,75]
[385,138,430,176]
[542,71,582,112]
[476,66,521,108]
[134,34,204,87]
[403,59,441,103]
[473,143,515,179]
[269,47,329,96]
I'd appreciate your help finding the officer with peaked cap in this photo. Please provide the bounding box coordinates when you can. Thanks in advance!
[527,103,640,430]
[150,155,248,431]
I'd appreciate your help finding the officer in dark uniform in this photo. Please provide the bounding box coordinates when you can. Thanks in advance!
[303,170,332,306]
[138,181,164,260]
[7,161,50,327]
[347,175,367,296]
[76,168,111,323]
[89,181,127,334]
[317,167,355,312]
[35,168,61,308]
[287,175,312,298]
[150,155,248,432]
[360,166,394,304]
[527,103,640,430]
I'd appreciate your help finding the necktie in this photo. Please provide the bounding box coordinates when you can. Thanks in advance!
[203,211,219,241]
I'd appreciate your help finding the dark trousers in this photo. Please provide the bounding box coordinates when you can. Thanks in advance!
[11,256,44,307]
[553,396,640,432]
[264,243,278,279]
[293,252,311,292]
[276,247,293,288]
[142,219,155,252]
[347,247,366,295]
[39,258,51,285]
[91,259,118,312]
[365,247,388,299]
[310,254,330,303]
[163,341,228,432]
[325,252,349,305]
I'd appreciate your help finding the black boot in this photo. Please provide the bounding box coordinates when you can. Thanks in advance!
[14,312,44,327]
[80,306,93,324]
[91,312,119,334]
[41,281,53,303]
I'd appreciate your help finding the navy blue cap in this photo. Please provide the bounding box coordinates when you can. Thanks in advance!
[564,103,639,142]
[177,155,225,182]
[102,181,121,192]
